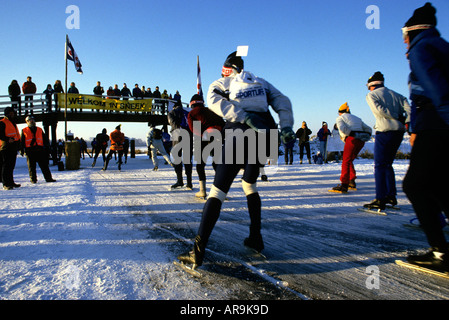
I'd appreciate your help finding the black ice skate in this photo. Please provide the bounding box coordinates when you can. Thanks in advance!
[348,180,357,190]
[363,199,386,210]
[395,248,449,278]
[175,236,206,277]
[244,234,264,253]
[171,181,184,189]
[329,184,348,193]
[177,235,206,267]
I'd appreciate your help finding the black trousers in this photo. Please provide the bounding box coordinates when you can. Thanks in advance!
[93,146,107,162]
[26,148,52,182]
[403,130,449,251]
[0,149,17,187]
[299,142,311,160]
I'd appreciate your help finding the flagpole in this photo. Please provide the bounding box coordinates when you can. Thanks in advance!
[64,34,68,141]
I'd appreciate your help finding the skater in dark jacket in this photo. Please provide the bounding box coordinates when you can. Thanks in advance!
[168,100,193,189]
[401,2,449,272]
[177,51,295,269]
[187,93,225,198]
[92,128,109,167]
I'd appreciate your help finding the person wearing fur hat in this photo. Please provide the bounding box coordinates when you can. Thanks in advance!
[401,2,449,272]
[364,71,411,210]
[330,103,372,193]
[0,107,21,190]
[187,94,225,199]
[177,51,295,270]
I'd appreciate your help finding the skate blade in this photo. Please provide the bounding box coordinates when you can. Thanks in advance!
[244,246,267,260]
[173,260,202,278]
[357,207,387,216]
[395,260,449,279]
[328,189,348,194]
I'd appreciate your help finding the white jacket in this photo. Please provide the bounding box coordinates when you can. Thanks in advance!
[206,71,294,129]
[336,113,372,141]
[366,87,411,132]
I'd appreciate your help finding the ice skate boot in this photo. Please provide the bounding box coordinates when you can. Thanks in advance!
[407,248,449,273]
[348,180,357,190]
[329,184,348,193]
[244,234,264,253]
[195,180,206,199]
[177,235,206,268]
[171,181,184,189]
[363,199,386,211]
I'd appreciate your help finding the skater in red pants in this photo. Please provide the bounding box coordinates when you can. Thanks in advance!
[330,103,372,193]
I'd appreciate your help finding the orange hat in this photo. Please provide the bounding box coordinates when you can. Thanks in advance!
[339,102,349,113]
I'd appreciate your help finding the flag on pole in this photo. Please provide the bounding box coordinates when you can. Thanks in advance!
[66,36,83,74]
[197,55,203,98]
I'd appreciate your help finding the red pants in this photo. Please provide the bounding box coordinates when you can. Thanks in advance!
[340,136,365,184]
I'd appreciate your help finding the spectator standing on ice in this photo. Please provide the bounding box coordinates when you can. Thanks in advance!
[401,2,449,271]
[296,121,312,164]
[20,115,56,184]
[317,121,331,163]
[177,51,295,270]
[0,107,21,190]
[326,123,345,163]
[330,103,372,193]
[363,71,411,211]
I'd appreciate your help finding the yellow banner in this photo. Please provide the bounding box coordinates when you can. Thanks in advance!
[58,93,152,112]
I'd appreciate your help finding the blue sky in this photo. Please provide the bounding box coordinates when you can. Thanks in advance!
[1,0,448,141]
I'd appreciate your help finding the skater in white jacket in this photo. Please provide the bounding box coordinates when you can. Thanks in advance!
[330,102,372,193]
[177,51,295,270]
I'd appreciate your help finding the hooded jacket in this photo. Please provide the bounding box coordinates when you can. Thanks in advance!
[407,28,449,127]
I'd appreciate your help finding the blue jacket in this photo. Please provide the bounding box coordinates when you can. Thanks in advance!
[407,28,449,127]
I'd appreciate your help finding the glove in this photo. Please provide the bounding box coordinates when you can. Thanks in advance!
[244,112,276,133]
[280,127,296,144]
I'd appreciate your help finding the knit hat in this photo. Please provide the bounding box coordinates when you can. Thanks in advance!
[367,71,385,88]
[222,51,244,77]
[116,124,121,130]
[403,2,436,41]
[189,94,204,107]
[405,2,437,27]
[338,102,350,113]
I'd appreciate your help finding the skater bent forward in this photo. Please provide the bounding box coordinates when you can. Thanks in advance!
[177,51,296,269]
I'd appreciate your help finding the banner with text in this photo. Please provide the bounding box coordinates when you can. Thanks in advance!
[58,93,153,112]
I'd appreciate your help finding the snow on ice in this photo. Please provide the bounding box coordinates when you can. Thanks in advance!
[1,138,449,301]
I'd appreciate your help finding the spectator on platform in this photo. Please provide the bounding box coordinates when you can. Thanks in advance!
[22,76,37,115]
[8,80,21,114]
[68,82,79,112]
[121,83,131,101]
[43,84,54,112]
